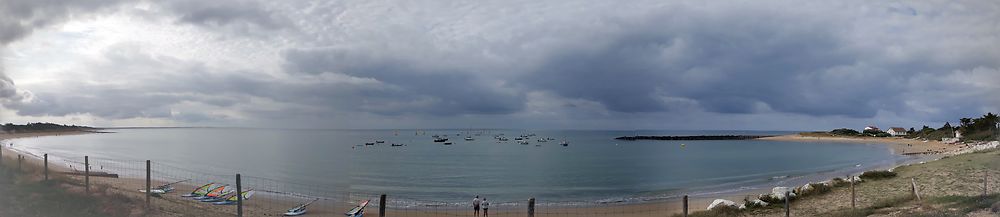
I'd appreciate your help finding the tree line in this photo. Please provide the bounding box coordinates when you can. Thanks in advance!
[1,122,96,133]
[826,112,998,141]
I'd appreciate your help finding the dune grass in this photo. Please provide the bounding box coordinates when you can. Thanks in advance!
[0,156,138,217]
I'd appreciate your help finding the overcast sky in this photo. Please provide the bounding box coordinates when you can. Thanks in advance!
[1,0,998,130]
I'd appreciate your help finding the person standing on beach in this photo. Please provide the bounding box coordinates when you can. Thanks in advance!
[482,198,490,217]
[472,195,481,216]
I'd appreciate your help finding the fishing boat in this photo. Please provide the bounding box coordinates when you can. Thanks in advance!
[212,189,254,205]
[181,183,217,197]
[345,200,370,217]
[284,198,320,216]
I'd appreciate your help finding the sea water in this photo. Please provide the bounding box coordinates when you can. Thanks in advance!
[6,128,917,206]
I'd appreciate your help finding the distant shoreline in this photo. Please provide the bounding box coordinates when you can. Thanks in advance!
[0,130,104,141]
[615,135,776,141]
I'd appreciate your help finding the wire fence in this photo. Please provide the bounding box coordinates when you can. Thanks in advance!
[1,144,997,217]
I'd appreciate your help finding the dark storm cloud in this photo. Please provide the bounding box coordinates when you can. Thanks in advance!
[520,10,898,118]
[282,48,524,116]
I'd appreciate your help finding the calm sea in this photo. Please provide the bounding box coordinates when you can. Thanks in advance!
[6,128,919,205]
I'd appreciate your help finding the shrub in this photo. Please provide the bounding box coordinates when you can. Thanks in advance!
[859,170,896,180]
[830,128,860,136]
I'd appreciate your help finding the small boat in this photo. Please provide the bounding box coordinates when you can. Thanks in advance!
[212,189,254,205]
[434,138,448,142]
[345,200,370,217]
[535,144,541,147]
[193,185,230,200]
[560,141,568,146]
[375,141,385,144]
[364,142,375,146]
[140,179,189,194]
[391,143,404,147]
[284,198,320,216]
[443,142,453,145]
[537,139,547,142]
[465,137,474,141]
[181,183,217,197]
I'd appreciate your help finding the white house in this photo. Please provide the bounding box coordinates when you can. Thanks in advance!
[886,127,907,136]
[864,126,880,132]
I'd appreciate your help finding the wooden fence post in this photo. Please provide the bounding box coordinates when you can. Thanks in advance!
[683,195,688,217]
[784,191,790,217]
[237,174,243,217]
[985,169,989,197]
[145,160,151,208]
[44,154,48,181]
[85,156,90,194]
[528,197,535,217]
[850,176,856,209]
[379,194,386,217]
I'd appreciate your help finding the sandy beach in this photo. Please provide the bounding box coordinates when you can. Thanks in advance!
[759,134,964,155]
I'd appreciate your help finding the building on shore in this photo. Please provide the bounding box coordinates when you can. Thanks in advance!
[886,127,908,136]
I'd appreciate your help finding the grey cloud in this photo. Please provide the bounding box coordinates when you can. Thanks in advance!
[5,0,1000,129]
[0,0,125,44]
[162,0,290,30]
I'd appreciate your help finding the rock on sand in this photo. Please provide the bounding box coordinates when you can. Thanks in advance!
[707,199,737,210]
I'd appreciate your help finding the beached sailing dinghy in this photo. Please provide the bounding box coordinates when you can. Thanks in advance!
[181,183,218,197]
[193,185,232,200]
[283,198,320,216]
[345,200,370,217]
[139,179,190,194]
[211,189,254,205]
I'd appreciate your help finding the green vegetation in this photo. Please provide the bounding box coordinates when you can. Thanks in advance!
[1,122,95,133]
[822,194,916,217]
[958,113,1000,141]
[862,129,890,137]
[908,113,998,141]
[858,170,896,180]
[830,128,860,136]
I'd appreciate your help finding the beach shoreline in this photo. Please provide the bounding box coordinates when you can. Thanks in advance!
[759,133,963,155]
